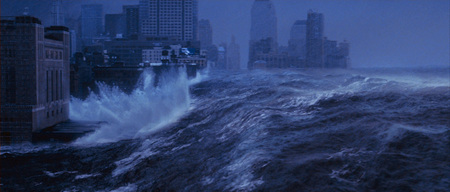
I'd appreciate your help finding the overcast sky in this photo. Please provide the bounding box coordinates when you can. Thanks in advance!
[198,0,449,68]
[2,0,449,68]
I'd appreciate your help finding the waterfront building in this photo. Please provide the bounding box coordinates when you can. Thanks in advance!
[143,45,181,64]
[248,37,274,69]
[324,39,350,68]
[217,45,227,69]
[0,16,70,144]
[226,36,241,70]
[198,19,213,48]
[81,4,103,46]
[105,37,199,66]
[143,47,164,64]
[306,10,324,68]
[139,0,198,41]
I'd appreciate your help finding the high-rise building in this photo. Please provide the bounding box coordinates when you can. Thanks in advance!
[198,19,212,48]
[306,10,324,68]
[81,4,103,46]
[1,16,70,144]
[139,0,198,41]
[105,14,126,38]
[123,5,139,37]
[250,0,277,43]
[248,0,278,69]
[51,0,64,25]
[288,20,306,60]
[226,36,241,70]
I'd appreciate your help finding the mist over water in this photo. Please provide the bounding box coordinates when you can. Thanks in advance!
[2,68,449,191]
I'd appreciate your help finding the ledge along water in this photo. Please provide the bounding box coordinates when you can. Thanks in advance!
[32,120,106,143]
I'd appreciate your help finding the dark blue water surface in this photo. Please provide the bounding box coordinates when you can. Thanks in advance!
[2,68,449,191]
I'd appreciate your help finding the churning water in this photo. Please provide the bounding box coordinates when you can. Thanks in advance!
[1,68,449,191]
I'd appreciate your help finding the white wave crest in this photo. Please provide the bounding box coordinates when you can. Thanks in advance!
[70,68,200,145]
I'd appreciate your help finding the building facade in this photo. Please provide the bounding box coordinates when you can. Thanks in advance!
[306,10,324,68]
[250,0,277,44]
[1,16,70,144]
[226,36,241,70]
[81,4,103,46]
[105,38,200,66]
[51,0,64,26]
[123,5,140,37]
[105,14,126,38]
[288,20,306,60]
[139,0,198,41]
[248,0,278,69]
[324,39,350,68]
[198,19,212,48]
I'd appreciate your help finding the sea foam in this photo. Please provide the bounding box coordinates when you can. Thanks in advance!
[70,68,200,145]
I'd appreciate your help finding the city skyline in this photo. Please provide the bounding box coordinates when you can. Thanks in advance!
[1,0,449,68]
[1,1,449,190]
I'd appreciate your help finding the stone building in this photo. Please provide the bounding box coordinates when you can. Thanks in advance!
[1,16,70,144]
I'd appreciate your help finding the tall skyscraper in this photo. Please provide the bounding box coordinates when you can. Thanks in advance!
[250,0,277,43]
[306,10,324,68]
[198,19,212,48]
[139,0,198,41]
[226,36,241,70]
[248,0,278,69]
[288,20,306,59]
[51,0,64,25]
[81,4,103,45]
[123,5,139,37]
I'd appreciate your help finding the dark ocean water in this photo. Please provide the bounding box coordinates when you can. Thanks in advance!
[1,68,449,191]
